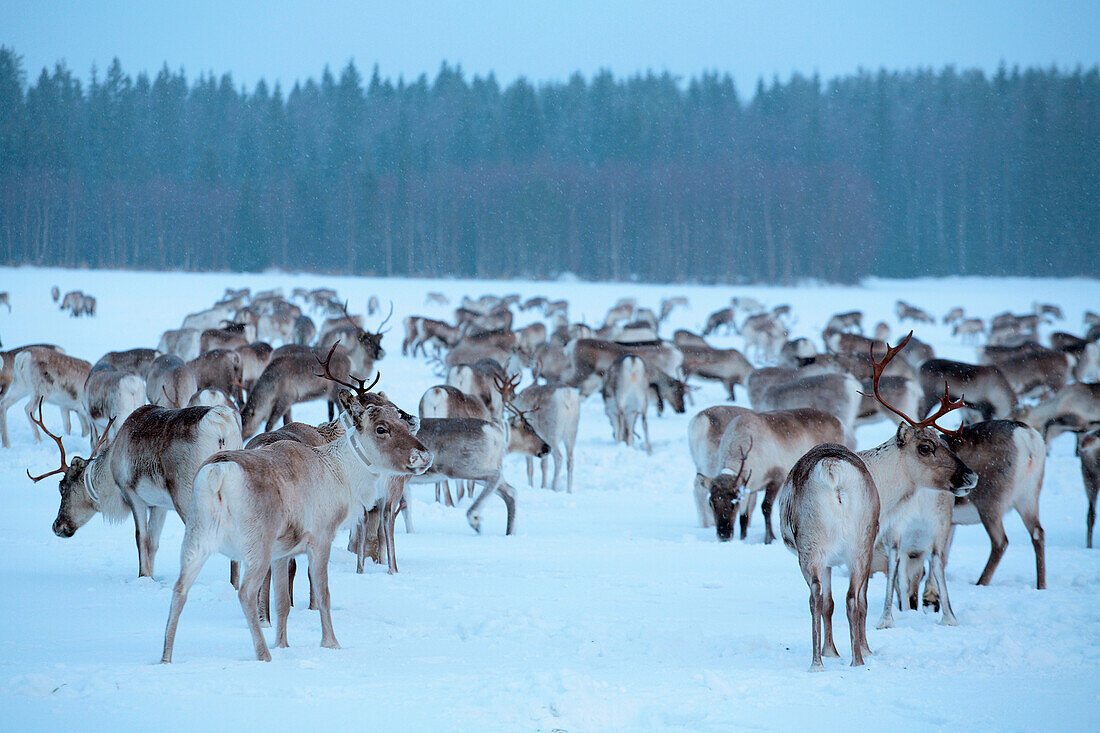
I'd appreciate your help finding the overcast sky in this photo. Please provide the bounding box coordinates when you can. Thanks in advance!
[4,1,1098,92]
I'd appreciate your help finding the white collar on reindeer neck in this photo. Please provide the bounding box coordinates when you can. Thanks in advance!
[338,410,374,467]
[83,455,101,505]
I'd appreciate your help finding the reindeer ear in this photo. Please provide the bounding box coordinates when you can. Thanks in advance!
[895,422,912,445]
[70,456,87,470]
[404,414,420,434]
[337,389,363,420]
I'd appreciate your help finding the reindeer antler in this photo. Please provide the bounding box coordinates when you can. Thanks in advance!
[862,331,965,437]
[26,398,69,482]
[494,373,539,420]
[313,341,380,397]
[375,301,394,334]
[162,385,181,409]
[729,437,753,486]
[90,416,116,458]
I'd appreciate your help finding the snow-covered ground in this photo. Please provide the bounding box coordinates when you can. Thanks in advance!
[1,267,1098,732]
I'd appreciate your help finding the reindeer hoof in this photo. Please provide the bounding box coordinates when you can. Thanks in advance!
[876,618,893,630]
[822,646,840,658]
[940,615,958,627]
[321,639,341,650]
[808,661,825,673]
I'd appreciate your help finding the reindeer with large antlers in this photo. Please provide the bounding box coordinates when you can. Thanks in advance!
[776,332,978,669]
[317,300,391,378]
[162,348,432,662]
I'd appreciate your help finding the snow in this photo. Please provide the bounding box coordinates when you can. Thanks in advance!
[1,267,1098,732]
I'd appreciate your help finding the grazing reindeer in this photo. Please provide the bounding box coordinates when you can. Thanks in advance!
[33,400,242,578]
[1,347,92,448]
[688,406,748,528]
[51,285,60,302]
[407,375,550,535]
[201,323,250,353]
[659,296,689,322]
[753,372,862,447]
[426,292,450,306]
[861,333,979,629]
[778,443,879,670]
[943,307,965,325]
[515,383,580,493]
[161,363,431,662]
[188,349,243,406]
[146,355,198,408]
[705,407,845,542]
[953,318,985,343]
[601,355,652,454]
[1077,429,1100,549]
[702,307,735,336]
[896,300,935,324]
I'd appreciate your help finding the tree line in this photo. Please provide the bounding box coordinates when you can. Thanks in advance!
[1,47,1097,283]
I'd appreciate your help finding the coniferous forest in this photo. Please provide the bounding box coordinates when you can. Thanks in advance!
[1,47,1097,283]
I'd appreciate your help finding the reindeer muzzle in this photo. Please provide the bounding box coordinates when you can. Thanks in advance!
[407,449,433,475]
[953,469,979,497]
[53,518,76,538]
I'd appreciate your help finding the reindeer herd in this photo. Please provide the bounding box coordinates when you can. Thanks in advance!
[1,283,1098,671]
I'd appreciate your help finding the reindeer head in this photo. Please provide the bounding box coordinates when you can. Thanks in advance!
[317,344,432,475]
[341,300,391,360]
[866,333,978,498]
[708,439,752,542]
[494,373,550,458]
[24,400,114,537]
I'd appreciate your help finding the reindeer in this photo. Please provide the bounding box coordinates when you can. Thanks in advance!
[1033,302,1063,321]
[824,311,863,335]
[673,329,710,350]
[201,323,250,353]
[59,290,83,316]
[777,338,817,368]
[236,341,273,394]
[601,355,652,453]
[188,349,243,406]
[157,328,202,362]
[426,292,450,306]
[521,296,547,312]
[919,359,1016,423]
[419,384,493,506]
[659,296,689,322]
[406,375,549,536]
[953,318,985,343]
[739,312,788,363]
[317,301,390,377]
[688,405,748,528]
[1012,383,1100,443]
[703,407,845,542]
[896,300,935,324]
[565,338,683,398]
[777,443,878,669]
[92,348,157,380]
[515,383,580,493]
[51,285,60,303]
[146,354,198,408]
[989,349,1074,400]
[543,299,568,318]
[679,344,754,400]
[702,307,735,336]
[752,372,862,447]
[516,322,548,357]
[403,316,462,357]
[83,365,145,448]
[161,355,431,662]
[240,345,354,438]
[182,302,235,333]
[943,307,965,325]
[32,400,242,578]
[1078,429,1100,549]
[0,292,9,312]
[860,333,979,629]
[0,347,91,448]
[931,419,1047,592]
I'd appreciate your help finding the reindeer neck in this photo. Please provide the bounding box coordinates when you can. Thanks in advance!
[857,439,914,514]
[320,412,379,490]
[86,451,128,522]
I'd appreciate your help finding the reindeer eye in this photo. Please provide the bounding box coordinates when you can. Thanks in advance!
[375,425,388,436]
[918,443,933,456]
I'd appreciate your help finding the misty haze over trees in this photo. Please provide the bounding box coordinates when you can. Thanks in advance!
[0,47,1096,283]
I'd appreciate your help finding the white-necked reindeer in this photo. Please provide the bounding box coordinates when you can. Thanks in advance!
[161,357,433,662]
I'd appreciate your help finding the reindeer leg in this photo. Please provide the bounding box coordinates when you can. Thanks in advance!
[931,551,957,625]
[761,481,779,545]
[641,410,652,455]
[1017,503,1046,590]
[238,547,275,661]
[22,397,43,442]
[739,492,757,540]
[307,535,339,649]
[547,449,558,491]
[805,563,824,671]
[258,567,272,627]
[976,513,1009,586]
[848,570,865,666]
[272,557,291,648]
[145,507,168,578]
[876,545,899,629]
[526,456,535,489]
[400,483,414,534]
[161,527,214,663]
[820,566,840,658]
[230,561,240,589]
[130,499,154,578]
[1087,482,1097,549]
